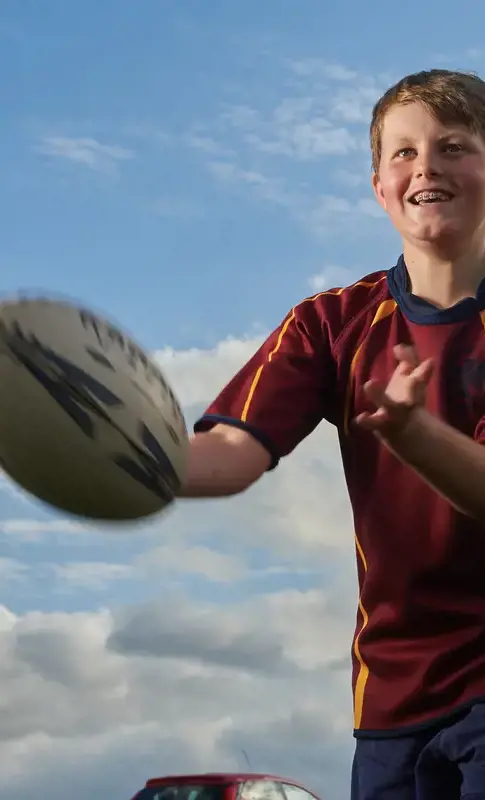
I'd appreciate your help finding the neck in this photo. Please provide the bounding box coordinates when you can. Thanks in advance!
[402,241,485,309]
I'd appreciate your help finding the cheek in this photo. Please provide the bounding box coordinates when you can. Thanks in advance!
[377,170,408,212]
[457,161,485,207]
[467,177,485,207]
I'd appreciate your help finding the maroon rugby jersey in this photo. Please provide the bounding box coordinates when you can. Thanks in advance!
[194,256,485,736]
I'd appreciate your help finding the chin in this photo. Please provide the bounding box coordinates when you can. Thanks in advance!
[411,220,468,245]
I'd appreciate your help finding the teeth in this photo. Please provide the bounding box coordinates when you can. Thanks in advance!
[412,190,453,204]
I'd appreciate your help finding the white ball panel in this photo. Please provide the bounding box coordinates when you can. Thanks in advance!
[0,298,188,521]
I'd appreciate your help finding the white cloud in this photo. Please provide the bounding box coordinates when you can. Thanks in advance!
[0,473,32,505]
[221,100,357,161]
[244,120,357,159]
[0,588,354,799]
[136,544,247,584]
[0,327,358,797]
[304,193,386,238]
[0,517,91,541]
[155,336,265,406]
[330,86,381,124]
[151,337,354,570]
[356,197,384,217]
[36,136,135,171]
[185,133,235,158]
[333,167,366,188]
[314,194,352,215]
[308,265,357,292]
[206,156,383,238]
[208,160,270,186]
[208,159,301,215]
[213,60,381,166]
[108,590,352,674]
[135,545,313,585]
[288,59,358,82]
[169,58,390,240]
[0,557,29,583]
[51,562,134,591]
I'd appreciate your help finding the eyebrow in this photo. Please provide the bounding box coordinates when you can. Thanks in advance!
[390,130,470,145]
[436,132,469,141]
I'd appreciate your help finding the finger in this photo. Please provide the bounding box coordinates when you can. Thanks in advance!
[394,344,419,367]
[396,359,415,377]
[363,380,398,410]
[411,357,434,384]
[355,408,391,429]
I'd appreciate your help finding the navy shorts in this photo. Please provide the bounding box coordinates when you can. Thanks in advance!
[352,703,485,799]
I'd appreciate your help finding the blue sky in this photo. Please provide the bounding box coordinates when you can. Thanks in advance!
[1,2,485,799]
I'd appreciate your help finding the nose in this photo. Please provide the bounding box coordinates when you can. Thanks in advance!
[415,149,443,178]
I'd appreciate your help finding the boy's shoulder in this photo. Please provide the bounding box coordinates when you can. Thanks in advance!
[294,267,392,332]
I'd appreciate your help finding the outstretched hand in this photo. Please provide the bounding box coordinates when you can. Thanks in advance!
[354,344,434,439]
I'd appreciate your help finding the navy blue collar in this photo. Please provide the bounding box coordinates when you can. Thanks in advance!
[387,255,485,325]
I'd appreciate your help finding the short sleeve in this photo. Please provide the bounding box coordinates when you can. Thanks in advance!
[194,298,337,468]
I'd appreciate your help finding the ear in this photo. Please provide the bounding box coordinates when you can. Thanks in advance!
[372,171,387,212]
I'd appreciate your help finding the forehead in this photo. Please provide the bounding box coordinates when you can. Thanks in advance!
[380,101,476,147]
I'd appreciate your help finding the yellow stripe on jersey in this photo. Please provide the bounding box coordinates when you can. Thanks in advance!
[241,276,387,423]
[353,534,369,729]
[344,297,398,729]
[344,299,398,435]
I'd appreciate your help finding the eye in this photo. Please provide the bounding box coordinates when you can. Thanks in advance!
[395,147,416,158]
[443,142,463,153]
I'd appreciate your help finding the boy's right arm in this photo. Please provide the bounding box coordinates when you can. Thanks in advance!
[177,297,337,500]
[179,424,272,498]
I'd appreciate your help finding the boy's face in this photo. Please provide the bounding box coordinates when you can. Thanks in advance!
[372,101,485,251]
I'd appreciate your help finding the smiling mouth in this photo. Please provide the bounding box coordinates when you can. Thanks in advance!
[409,190,455,205]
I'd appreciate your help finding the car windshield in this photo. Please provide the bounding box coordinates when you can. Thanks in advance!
[138,784,226,800]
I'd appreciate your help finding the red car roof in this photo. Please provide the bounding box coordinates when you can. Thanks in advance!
[145,774,313,791]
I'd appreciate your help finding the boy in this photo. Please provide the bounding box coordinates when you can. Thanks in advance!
[181,70,485,798]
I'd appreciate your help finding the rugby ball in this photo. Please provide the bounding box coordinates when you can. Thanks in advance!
[0,296,188,521]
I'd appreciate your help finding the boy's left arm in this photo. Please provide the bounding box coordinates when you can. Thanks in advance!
[355,344,485,520]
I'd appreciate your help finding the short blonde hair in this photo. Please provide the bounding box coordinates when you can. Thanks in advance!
[370,69,485,173]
